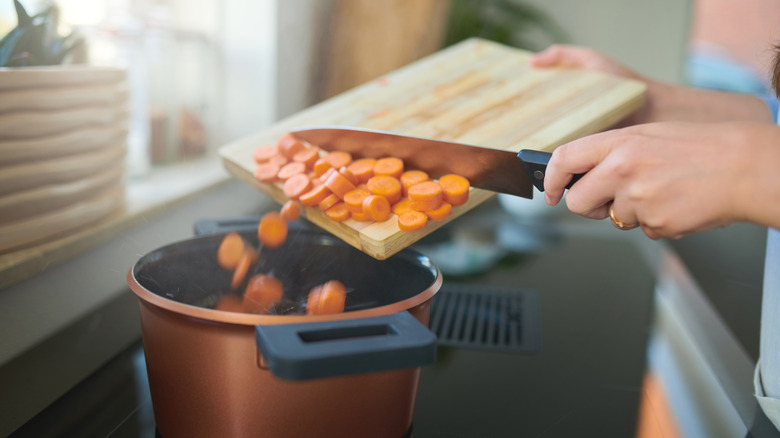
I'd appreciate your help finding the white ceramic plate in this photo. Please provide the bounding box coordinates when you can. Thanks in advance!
[0,83,129,113]
[0,66,126,92]
[0,104,129,140]
[0,124,128,165]
[0,165,124,225]
[0,142,126,196]
[0,184,124,253]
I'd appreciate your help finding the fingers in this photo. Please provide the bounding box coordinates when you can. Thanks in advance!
[529,44,591,69]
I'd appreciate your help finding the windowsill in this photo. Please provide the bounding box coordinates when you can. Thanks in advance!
[0,155,231,290]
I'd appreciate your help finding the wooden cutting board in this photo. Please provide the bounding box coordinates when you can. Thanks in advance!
[219,38,646,260]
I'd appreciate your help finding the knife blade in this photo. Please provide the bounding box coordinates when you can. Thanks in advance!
[290,126,566,199]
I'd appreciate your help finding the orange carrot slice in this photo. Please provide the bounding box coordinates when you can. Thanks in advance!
[243,274,284,314]
[400,170,429,196]
[257,212,288,249]
[307,280,347,315]
[293,146,320,169]
[392,198,414,216]
[350,210,371,222]
[407,181,443,211]
[325,202,350,222]
[438,174,470,206]
[324,151,352,169]
[253,145,280,163]
[300,184,332,207]
[324,170,357,199]
[373,157,404,179]
[318,193,340,211]
[277,161,307,181]
[313,158,333,177]
[283,173,312,200]
[346,158,377,183]
[425,202,452,221]
[343,188,371,213]
[397,210,428,232]
[277,134,307,158]
[254,162,281,183]
[366,174,402,204]
[339,166,359,186]
[217,232,246,270]
[280,200,302,221]
[363,194,391,222]
[231,249,257,290]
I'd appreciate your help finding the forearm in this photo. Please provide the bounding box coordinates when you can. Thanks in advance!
[642,78,774,124]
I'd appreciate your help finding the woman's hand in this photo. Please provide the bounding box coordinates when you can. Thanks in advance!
[530,45,773,125]
[544,121,780,239]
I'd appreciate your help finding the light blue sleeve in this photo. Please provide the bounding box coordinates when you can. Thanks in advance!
[762,94,780,123]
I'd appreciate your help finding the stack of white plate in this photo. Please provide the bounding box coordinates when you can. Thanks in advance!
[0,65,129,253]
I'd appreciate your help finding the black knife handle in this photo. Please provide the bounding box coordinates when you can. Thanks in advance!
[516,149,583,192]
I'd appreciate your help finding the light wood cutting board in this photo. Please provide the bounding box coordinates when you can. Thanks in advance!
[219,38,646,260]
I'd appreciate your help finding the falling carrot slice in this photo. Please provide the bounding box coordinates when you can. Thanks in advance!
[425,202,452,221]
[438,174,470,206]
[283,173,312,200]
[280,200,302,221]
[363,194,391,222]
[307,280,347,315]
[397,210,428,232]
[373,157,404,179]
[407,181,443,212]
[231,249,257,290]
[257,212,288,249]
[366,174,402,205]
[243,274,284,314]
[217,232,246,270]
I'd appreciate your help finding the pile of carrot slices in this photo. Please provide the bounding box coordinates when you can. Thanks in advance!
[252,133,471,232]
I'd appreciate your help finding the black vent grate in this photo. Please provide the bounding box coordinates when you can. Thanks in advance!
[430,283,540,354]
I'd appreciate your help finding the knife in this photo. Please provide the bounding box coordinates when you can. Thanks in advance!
[290,126,580,199]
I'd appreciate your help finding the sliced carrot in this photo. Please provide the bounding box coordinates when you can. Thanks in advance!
[346,158,377,183]
[283,173,312,200]
[362,194,391,222]
[373,157,404,179]
[339,166,359,186]
[313,158,333,177]
[324,151,352,169]
[325,202,350,222]
[366,174,402,204]
[392,198,414,216]
[280,200,302,221]
[243,274,284,314]
[407,181,443,211]
[300,184,332,207]
[231,249,257,290]
[267,154,290,167]
[438,174,470,206]
[425,202,452,221]
[217,232,246,270]
[397,210,428,232]
[257,212,288,249]
[254,161,281,183]
[215,295,245,312]
[400,170,429,196]
[307,280,347,315]
[293,146,320,169]
[253,145,280,163]
[343,188,371,213]
[277,134,307,158]
[324,170,357,199]
[350,210,371,222]
[318,193,340,211]
[277,161,307,181]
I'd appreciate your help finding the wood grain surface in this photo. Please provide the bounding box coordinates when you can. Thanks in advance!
[219,38,646,260]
